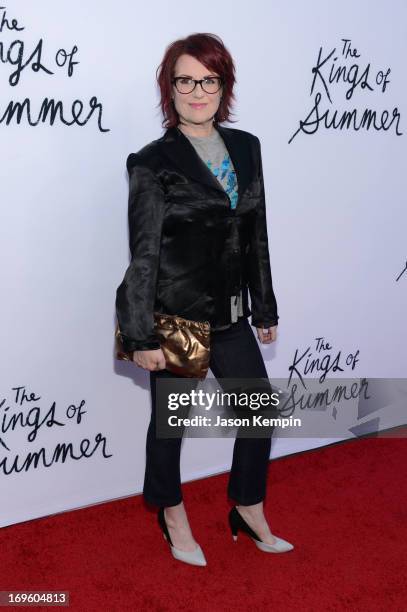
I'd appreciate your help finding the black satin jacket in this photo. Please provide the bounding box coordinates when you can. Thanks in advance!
[115,124,279,352]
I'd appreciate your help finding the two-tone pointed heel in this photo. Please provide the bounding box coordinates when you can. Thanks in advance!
[228,506,294,553]
[157,507,207,566]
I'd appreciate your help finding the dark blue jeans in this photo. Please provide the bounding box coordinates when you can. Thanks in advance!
[143,317,274,507]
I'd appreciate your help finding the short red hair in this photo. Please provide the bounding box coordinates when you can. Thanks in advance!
[156,33,237,129]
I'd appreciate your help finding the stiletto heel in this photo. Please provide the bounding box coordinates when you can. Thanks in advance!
[157,507,207,566]
[228,506,294,553]
[228,507,239,541]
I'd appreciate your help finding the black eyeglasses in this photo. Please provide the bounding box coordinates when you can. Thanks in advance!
[172,76,223,95]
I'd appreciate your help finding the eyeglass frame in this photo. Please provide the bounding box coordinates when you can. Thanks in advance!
[171,76,223,94]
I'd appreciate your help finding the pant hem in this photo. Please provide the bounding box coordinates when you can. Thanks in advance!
[143,493,183,508]
[227,491,266,505]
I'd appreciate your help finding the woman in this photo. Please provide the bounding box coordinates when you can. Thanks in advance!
[116,33,293,566]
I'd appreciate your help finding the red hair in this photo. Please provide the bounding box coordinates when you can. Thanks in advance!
[156,33,237,129]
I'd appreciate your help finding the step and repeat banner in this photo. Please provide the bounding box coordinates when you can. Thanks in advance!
[1,0,406,527]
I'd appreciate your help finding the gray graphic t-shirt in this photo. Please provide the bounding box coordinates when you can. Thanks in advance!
[183,128,244,331]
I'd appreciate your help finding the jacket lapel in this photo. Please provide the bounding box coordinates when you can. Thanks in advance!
[157,124,253,209]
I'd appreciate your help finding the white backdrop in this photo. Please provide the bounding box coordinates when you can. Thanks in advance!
[1,0,406,527]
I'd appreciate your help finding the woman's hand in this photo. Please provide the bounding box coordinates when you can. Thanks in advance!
[256,325,277,344]
[132,348,166,371]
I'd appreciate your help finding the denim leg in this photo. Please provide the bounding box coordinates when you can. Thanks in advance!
[143,368,185,507]
[209,318,274,505]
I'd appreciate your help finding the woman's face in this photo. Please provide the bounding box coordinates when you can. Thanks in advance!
[172,54,223,129]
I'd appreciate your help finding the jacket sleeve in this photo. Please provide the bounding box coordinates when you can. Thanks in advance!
[115,153,165,352]
[247,136,279,328]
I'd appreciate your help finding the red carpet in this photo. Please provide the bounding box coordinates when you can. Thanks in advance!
[1,432,406,612]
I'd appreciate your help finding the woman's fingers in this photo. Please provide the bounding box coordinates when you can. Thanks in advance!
[156,353,167,370]
[256,326,277,343]
[133,349,166,371]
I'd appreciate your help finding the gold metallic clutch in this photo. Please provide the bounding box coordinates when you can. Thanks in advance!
[115,313,211,379]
